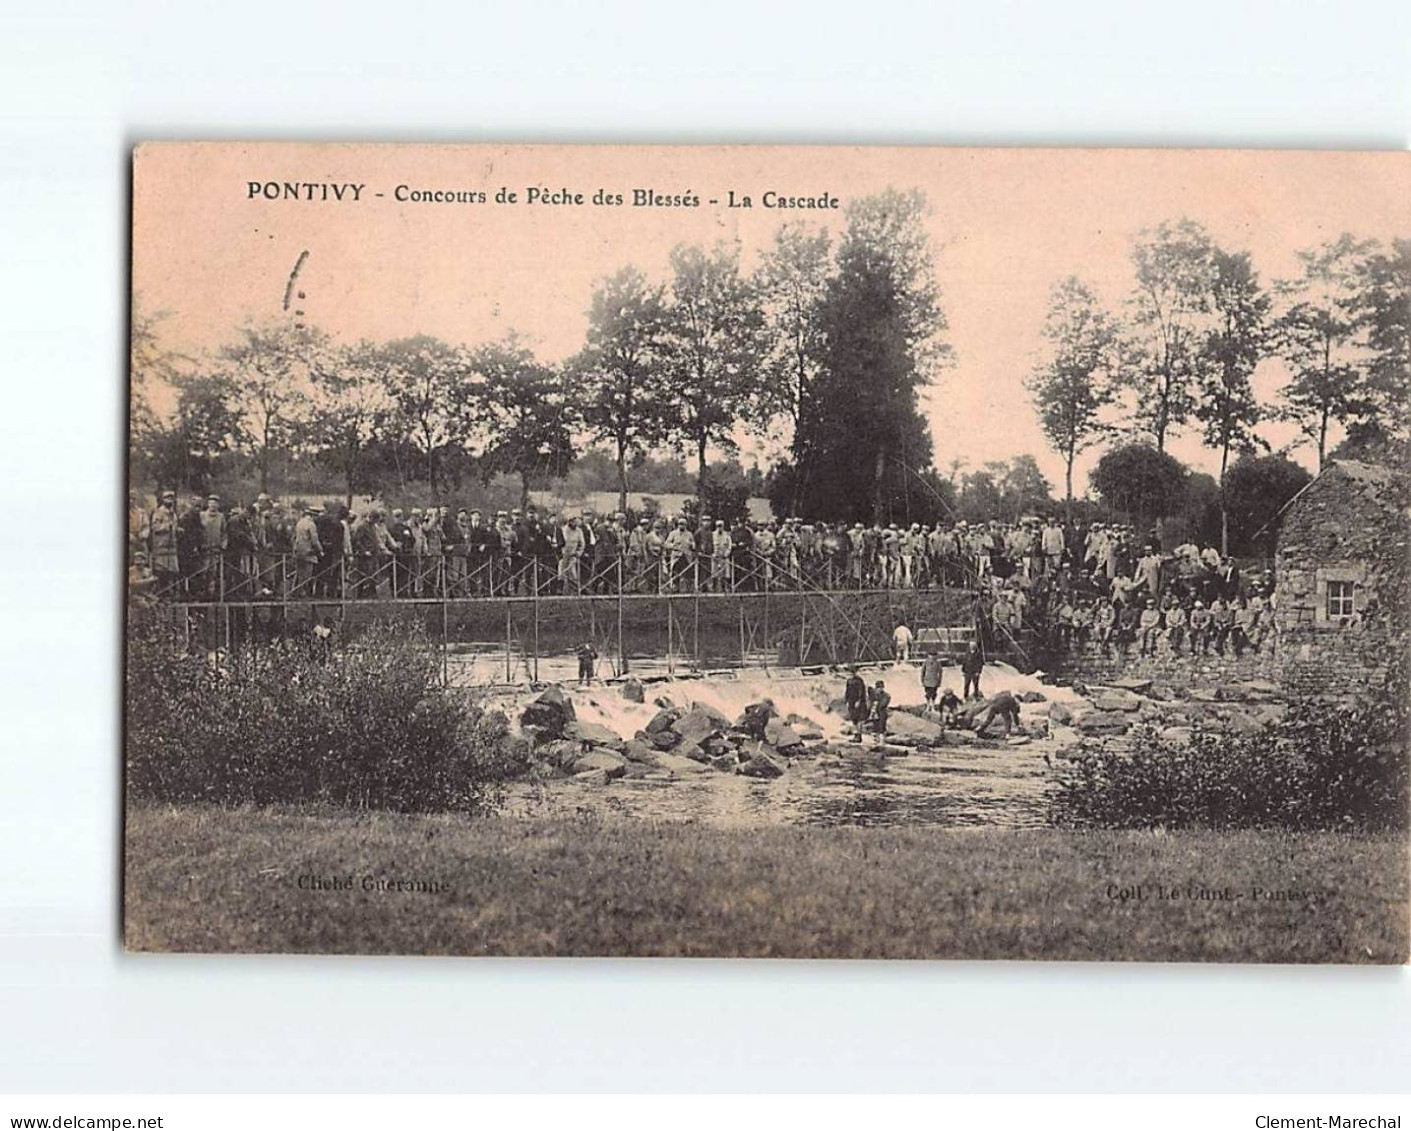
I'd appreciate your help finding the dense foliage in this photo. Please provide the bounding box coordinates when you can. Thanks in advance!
[126,619,521,811]
[1049,672,1409,832]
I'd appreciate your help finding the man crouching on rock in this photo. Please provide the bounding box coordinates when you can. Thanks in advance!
[973,690,1021,738]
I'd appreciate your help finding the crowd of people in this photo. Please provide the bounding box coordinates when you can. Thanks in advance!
[129,491,1272,663]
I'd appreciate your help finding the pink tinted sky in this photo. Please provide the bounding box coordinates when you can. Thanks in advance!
[132,143,1409,494]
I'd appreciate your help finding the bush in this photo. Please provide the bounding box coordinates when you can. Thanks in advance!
[1049,674,1409,832]
[126,619,523,811]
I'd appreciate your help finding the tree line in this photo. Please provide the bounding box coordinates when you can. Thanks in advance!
[1027,223,1409,551]
[131,187,948,526]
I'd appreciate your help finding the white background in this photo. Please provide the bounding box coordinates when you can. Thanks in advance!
[0,0,1408,1094]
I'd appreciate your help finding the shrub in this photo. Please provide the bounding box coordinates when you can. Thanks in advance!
[1048,672,1409,831]
[126,618,524,811]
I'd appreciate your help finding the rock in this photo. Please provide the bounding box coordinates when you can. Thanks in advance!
[827,696,850,716]
[1160,726,1193,744]
[885,711,945,743]
[572,768,612,786]
[1186,687,1219,702]
[738,750,787,779]
[565,719,624,748]
[648,728,679,750]
[1048,701,1074,725]
[540,739,585,770]
[674,741,709,763]
[878,743,912,757]
[764,717,804,750]
[1147,684,1177,701]
[671,707,728,748]
[1235,679,1282,701]
[519,686,576,738]
[1220,709,1266,736]
[519,723,548,748]
[1093,695,1142,713]
[645,708,680,734]
[1018,689,1047,703]
[619,677,645,703]
[1006,735,1031,746]
[708,754,738,772]
[654,752,712,776]
[1076,710,1132,735]
[1110,677,1153,694]
[623,738,661,765]
[571,749,627,778]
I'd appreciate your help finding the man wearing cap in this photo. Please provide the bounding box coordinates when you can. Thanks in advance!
[709,519,732,592]
[559,515,585,593]
[147,490,180,597]
[665,518,694,593]
[292,505,323,597]
[197,495,226,598]
[387,508,413,598]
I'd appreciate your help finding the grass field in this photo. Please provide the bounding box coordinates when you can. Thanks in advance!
[124,804,1409,963]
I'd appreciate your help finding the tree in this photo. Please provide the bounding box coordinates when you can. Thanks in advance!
[129,298,188,444]
[1027,276,1118,520]
[1197,249,1270,554]
[995,454,1055,520]
[222,320,318,493]
[139,371,245,495]
[307,339,391,506]
[570,266,675,514]
[1273,233,1378,470]
[1090,442,1189,537]
[784,189,950,523]
[378,336,477,499]
[1355,237,1411,435]
[1124,219,1218,452]
[662,242,769,508]
[474,334,578,511]
[1214,454,1313,556]
[756,222,834,433]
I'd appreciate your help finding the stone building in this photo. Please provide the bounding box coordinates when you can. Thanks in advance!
[1273,459,1410,699]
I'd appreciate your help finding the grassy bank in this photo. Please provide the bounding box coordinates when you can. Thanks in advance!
[124,805,1408,962]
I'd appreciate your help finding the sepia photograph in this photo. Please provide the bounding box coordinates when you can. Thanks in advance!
[123,142,1410,962]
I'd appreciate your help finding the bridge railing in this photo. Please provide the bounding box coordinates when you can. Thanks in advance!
[139,546,991,605]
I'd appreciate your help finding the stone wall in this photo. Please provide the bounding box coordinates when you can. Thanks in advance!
[1274,463,1410,699]
[1048,641,1274,691]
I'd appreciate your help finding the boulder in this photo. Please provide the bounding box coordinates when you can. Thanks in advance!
[1048,701,1074,725]
[1006,735,1031,746]
[1159,726,1193,744]
[671,707,728,748]
[1110,677,1153,695]
[1219,709,1266,736]
[1186,687,1220,702]
[1093,695,1142,713]
[622,738,662,765]
[738,750,787,779]
[764,717,805,750]
[540,739,585,771]
[1147,684,1177,701]
[519,723,549,748]
[1235,678,1282,701]
[827,696,850,717]
[565,719,624,748]
[571,749,628,778]
[645,708,680,735]
[1075,710,1132,735]
[572,768,613,786]
[1017,689,1047,703]
[674,741,710,764]
[654,752,712,776]
[885,711,945,743]
[619,677,645,704]
[621,762,654,779]
[648,728,679,751]
[708,754,738,773]
[519,686,576,738]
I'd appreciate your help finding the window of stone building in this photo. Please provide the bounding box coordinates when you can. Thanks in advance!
[1326,579,1355,619]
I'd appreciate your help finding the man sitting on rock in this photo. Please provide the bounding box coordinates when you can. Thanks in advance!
[973,690,1022,739]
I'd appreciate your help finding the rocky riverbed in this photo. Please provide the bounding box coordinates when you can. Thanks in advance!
[486,663,1291,829]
